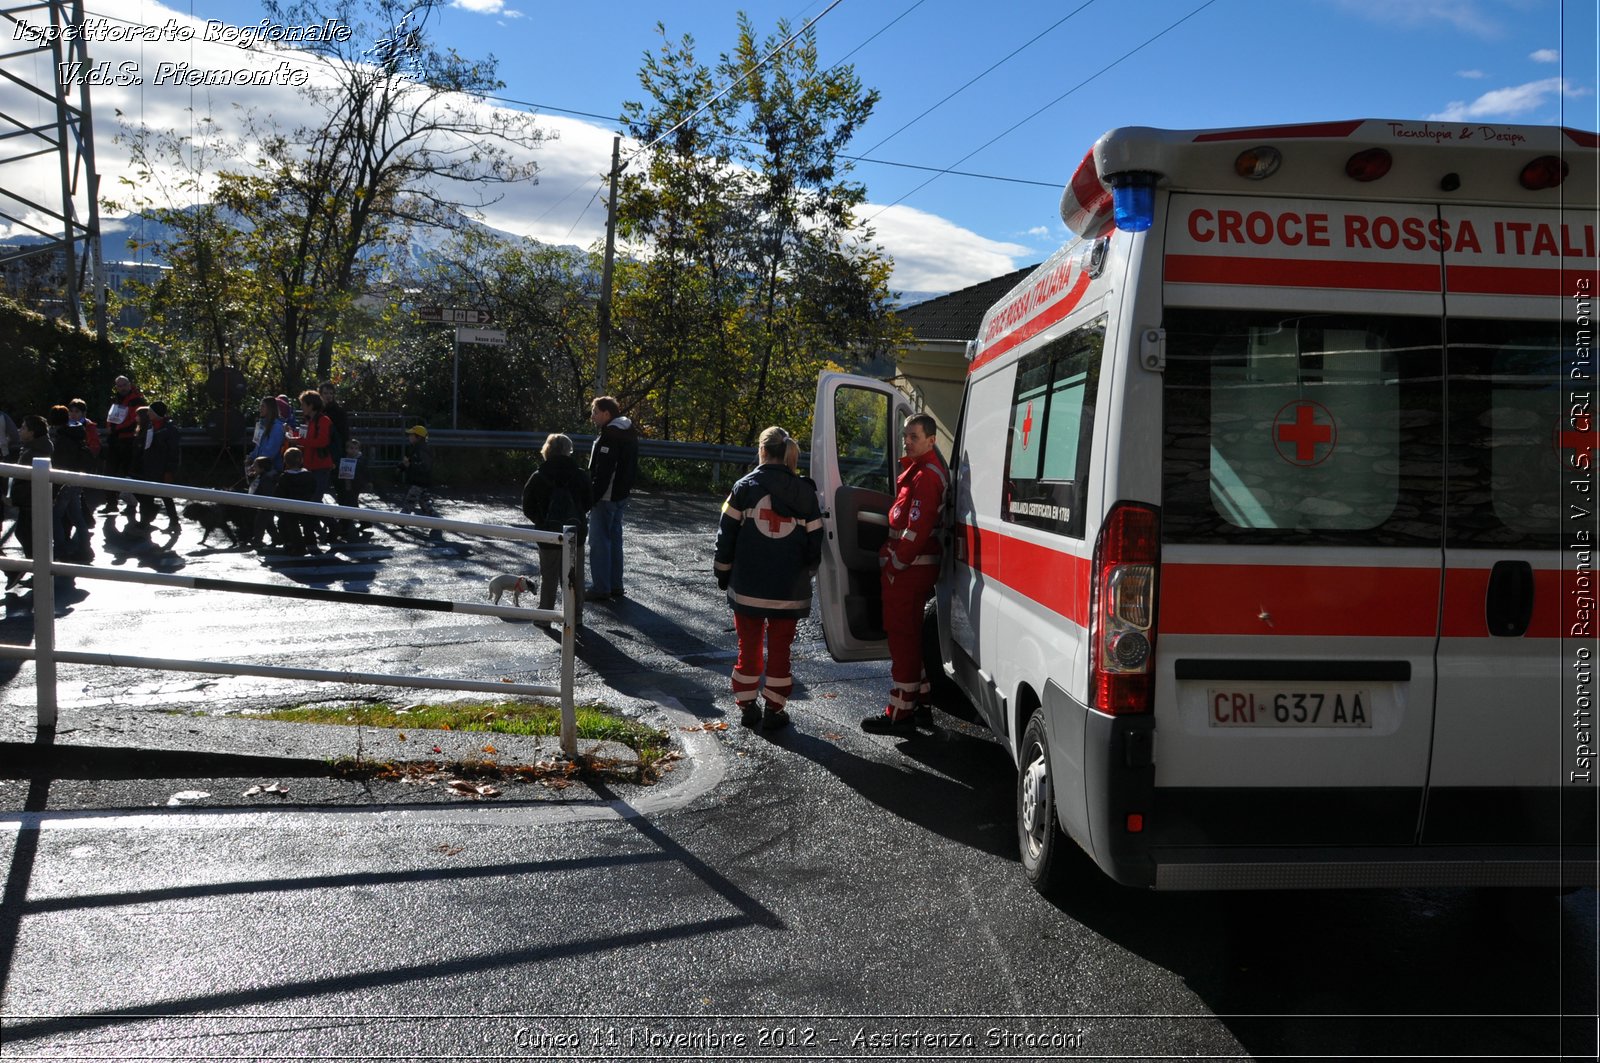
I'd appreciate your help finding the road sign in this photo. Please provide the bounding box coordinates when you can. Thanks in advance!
[457,327,507,346]
[418,306,494,324]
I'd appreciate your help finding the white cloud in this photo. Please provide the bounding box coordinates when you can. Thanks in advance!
[449,0,523,15]
[1427,76,1589,120]
[1332,0,1507,38]
[1530,48,1560,63]
[1457,69,1487,79]
[863,204,1030,293]
[0,1,1024,301]
[1026,225,1051,238]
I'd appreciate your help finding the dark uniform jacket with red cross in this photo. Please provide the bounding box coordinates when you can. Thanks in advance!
[882,447,949,579]
[714,463,823,619]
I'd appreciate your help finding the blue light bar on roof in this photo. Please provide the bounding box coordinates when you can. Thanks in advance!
[1109,171,1158,233]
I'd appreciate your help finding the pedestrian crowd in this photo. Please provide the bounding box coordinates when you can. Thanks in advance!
[7,378,939,736]
[0,377,377,584]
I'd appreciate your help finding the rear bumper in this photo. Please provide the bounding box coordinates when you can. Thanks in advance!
[1149,845,1599,890]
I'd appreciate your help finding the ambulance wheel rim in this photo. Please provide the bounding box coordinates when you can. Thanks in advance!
[1021,748,1049,859]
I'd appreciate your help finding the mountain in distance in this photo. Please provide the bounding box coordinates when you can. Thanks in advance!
[72,208,587,275]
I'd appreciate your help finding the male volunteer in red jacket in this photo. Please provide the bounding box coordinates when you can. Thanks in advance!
[862,413,948,736]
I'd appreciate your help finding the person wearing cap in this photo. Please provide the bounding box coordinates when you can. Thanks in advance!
[102,374,146,515]
[399,424,435,515]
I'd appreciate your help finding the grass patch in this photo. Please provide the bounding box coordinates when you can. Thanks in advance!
[259,699,676,785]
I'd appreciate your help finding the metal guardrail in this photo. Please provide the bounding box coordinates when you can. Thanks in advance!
[0,459,583,753]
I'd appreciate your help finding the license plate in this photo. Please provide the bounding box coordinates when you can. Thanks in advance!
[1207,689,1373,727]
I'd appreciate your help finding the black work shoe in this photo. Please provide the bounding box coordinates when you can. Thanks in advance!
[610,589,625,600]
[739,703,761,728]
[583,589,612,603]
[913,703,934,726]
[760,706,790,731]
[860,712,916,736]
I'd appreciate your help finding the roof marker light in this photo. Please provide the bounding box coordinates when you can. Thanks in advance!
[1520,155,1569,190]
[1234,146,1281,180]
[1345,147,1392,182]
[1109,171,1158,232]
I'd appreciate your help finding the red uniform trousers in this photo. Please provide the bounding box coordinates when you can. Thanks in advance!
[731,614,799,710]
[882,562,938,718]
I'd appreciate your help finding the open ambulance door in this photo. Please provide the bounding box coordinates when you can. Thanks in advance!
[811,372,913,661]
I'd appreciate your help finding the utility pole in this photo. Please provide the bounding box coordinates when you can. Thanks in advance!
[595,135,623,397]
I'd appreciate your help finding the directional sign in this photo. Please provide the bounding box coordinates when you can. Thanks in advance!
[457,326,507,346]
[418,306,494,324]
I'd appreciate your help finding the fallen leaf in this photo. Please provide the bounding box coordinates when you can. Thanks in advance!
[445,779,476,794]
[682,721,728,732]
[262,783,289,795]
[432,745,443,754]
[540,777,572,790]
[822,692,838,699]
[440,723,451,730]
[242,785,262,797]
[397,733,407,742]
[499,676,514,683]
[166,790,210,806]
[482,744,497,754]
[822,731,844,742]
[434,844,463,856]
[474,784,500,797]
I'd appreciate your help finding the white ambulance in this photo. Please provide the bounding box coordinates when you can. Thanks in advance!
[812,119,1599,891]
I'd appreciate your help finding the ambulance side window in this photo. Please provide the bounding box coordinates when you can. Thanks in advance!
[1445,319,1564,547]
[1002,316,1104,538]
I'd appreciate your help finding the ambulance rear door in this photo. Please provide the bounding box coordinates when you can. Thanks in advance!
[811,372,913,661]
[1154,192,1447,849]
[1425,203,1596,851]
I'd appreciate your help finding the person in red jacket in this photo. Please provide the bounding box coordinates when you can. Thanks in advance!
[862,413,949,736]
[283,389,334,538]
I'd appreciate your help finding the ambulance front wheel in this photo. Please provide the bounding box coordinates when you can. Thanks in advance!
[1018,712,1071,894]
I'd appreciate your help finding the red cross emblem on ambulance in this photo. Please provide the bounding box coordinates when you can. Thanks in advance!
[1272,400,1337,467]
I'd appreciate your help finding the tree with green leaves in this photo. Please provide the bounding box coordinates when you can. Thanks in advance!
[615,15,905,445]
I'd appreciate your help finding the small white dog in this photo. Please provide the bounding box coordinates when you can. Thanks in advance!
[488,574,535,607]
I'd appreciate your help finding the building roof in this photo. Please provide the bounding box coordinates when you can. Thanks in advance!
[896,263,1040,342]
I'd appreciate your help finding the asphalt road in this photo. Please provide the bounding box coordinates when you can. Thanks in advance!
[0,485,1595,1060]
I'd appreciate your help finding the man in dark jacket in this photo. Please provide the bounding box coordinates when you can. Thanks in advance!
[132,402,181,527]
[7,414,52,584]
[713,426,823,730]
[522,432,592,620]
[585,395,639,602]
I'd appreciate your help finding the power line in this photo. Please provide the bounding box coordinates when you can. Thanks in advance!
[632,0,845,162]
[863,0,1223,226]
[855,0,1098,159]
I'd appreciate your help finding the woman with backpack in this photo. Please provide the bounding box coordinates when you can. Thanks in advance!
[521,433,591,623]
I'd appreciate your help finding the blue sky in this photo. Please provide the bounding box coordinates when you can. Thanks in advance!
[21,0,1600,294]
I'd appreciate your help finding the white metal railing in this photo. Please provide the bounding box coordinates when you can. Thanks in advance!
[0,458,582,754]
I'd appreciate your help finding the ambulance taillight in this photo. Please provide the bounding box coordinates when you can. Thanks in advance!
[1090,502,1160,715]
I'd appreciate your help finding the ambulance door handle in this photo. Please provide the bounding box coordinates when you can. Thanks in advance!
[1485,560,1534,638]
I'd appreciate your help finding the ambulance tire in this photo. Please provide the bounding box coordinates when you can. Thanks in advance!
[1017,711,1072,895]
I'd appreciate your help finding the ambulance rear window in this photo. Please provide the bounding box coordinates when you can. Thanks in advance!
[1163,309,1444,545]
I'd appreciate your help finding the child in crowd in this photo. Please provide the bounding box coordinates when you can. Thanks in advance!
[273,447,319,553]
[333,437,368,540]
[398,424,434,515]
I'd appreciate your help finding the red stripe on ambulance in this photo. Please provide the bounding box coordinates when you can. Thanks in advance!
[1161,563,1441,637]
[1165,253,1440,292]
